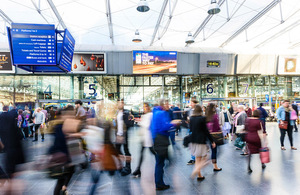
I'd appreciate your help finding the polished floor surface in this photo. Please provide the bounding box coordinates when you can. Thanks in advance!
[1,122,300,195]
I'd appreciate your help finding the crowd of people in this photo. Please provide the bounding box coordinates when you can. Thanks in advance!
[0,98,299,194]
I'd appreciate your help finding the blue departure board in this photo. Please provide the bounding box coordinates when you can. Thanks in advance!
[59,29,75,72]
[10,23,56,65]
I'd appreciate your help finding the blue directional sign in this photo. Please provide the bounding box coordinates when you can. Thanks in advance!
[10,23,56,65]
[59,29,75,72]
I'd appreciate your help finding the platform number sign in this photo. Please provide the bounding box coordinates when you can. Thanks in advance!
[207,84,213,94]
[89,84,96,95]
[242,84,249,94]
[44,85,52,94]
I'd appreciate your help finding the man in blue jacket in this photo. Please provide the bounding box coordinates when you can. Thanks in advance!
[257,103,268,132]
[151,100,176,191]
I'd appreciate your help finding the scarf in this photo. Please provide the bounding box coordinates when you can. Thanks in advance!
[235,111,246,127]
[284,107,290,112]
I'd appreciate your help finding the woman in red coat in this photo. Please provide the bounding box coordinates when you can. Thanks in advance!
[245,109,266,173]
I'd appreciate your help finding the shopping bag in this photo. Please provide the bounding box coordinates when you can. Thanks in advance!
[234,136,245,149]
[210,132,224,145]
[260,147,270,164]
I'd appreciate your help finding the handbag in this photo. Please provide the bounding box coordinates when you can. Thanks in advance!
[62,118,82,134]
[115,135,125,144]
[154,134,170,158]
[259,147,270,164]
[279,121,288,130]
[210,132,224,145]
[236,125,245,134]
[183,134,192,147]
[234,136,245,149]
[100,144,122,171]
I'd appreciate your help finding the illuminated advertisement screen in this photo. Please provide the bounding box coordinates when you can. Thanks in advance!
[72,53,106,73]
[278,56,300,75]
[133,51,177,74]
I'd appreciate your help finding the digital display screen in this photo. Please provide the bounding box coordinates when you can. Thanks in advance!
[59,29,75,72]
[207,60,220,68]
[0,52,14,73]
[10,23,56,65]
[72,53,106,73]
[278,56,300,75]
[133,51,177,74]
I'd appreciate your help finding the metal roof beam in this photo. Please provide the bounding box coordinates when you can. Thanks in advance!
[105,0,114,44]
[220,0,281,48]
[47,0,67,29]
[0,9,13,25]
[31,0,50,24]
[150,0,168,46]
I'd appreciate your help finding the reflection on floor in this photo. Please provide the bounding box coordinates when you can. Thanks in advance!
[1,123,300,195]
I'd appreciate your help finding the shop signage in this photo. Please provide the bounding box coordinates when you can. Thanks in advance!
[0,52,14,73]
[278,56,300,75]
[207,60,220,68]
[133,51,177,74]
[72,53,106,73]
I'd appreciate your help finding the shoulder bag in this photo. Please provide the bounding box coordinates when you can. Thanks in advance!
[278,121,288,130]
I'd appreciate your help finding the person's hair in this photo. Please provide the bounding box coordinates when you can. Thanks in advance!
[75,100,82,105]
[253,109,261,118]
[238,105,245,111]
[206,103,216,122]
[144,102,150,107]
[18,109,23,115]
[191,99,198,104]
[3,106,9,111]
[159,99,165,107]
[259,103,263,107]
[192,104,203,116]
[283,99,290,103]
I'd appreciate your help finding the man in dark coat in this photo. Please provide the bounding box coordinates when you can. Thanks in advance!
[0,106,25,178]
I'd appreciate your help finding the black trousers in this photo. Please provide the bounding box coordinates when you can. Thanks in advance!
[54,166,75,195]
[115,134,131,156]
[280,126,293,147]
[34,124,43,140]
[136,145,156,170]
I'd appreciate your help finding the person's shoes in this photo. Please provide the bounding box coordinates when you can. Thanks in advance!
[213,168,222,172]
[197,176,205,181]
[291,147,297,150]
[120,167,131,176]
[236,147,241,150]
[187,160,195,165]
[262,164,266,169]
[156,185,170,191]
[240,153,248,156]
[132,169,141,178]
[32,140,37,142]
[281,147,286,150]
[41,138,44,142]
[59,189,68,195]
[248,168,253,173]
[175,132,178,136]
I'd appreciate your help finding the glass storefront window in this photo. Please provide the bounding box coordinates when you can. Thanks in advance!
[151,77,162,85]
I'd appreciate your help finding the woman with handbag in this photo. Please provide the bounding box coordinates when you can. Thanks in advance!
[189,105,216,180]
[219,106,233,139]
[245,110,266,173]
[206,103,222,172]
[276,100,297,150]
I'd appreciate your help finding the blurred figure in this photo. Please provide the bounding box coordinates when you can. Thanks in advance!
[132,102,156,177]
[151,99,177,191]
[75,100,86,120]
[245,104,252,117]
[49,107,56,121]
[189,105,215,180]
[231,104,239,136]
[206,103,222,171]
[276,100,297,150]
[291,103,298,132]
[257,103,268,133]
[165,100,177,150]
[32,107,45,142]
[235,105,248,155]
[115,99,134,176]
[0,105,25,179]
[187,99,198,165]
[229,102,235,115]
[172,104,182,136]
[17,109,25,139]
[219,106,233,139]
[245,109,266,173]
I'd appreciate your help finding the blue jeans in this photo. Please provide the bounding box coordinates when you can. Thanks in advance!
[188,129,195,161]
[170,131,176,145]
[211,145,217,163]
[155,154,166,187]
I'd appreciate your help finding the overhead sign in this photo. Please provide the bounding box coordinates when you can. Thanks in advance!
[10,23,56,65]
[278,56,300,75]
[59,29,75,72]
[133,51,177,74]
[0,52,14,73]
[72,53,106,73]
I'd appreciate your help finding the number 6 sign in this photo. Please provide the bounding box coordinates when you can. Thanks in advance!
[207,84,213,94]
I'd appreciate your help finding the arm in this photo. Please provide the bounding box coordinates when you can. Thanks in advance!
[203,117,214,143]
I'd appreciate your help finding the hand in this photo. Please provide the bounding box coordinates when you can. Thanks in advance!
[212,142,216,148]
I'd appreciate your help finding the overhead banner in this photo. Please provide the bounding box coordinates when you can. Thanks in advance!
[0,52,14,73]
[72,53,106,73]
[278,56,300,75]
[133,51,177,74]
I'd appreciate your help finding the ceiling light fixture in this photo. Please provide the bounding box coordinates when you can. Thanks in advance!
[208,0,221,15]
[185,32,195,44]
[132,30,142,43]
[137,0,150,12]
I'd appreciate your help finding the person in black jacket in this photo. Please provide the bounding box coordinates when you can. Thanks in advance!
[292,104,298,132]
[189,105,215,181]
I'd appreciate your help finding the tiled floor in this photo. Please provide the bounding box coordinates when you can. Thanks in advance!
[1,122,300,195]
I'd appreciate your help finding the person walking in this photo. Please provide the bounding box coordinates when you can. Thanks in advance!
[172,104,182,136]
[276,100,297,150]
[17,110,25,139]
[206,103,222,171]
[151,99,177,191]
[245,110,266,173]
[115,99,134,176]
[219,106,233,139]
[257,103,268,133]
[189,105,215,180]
[291,103,298,132]
[75,100,86,121]
[32,107,46,142]
[245,104,252,117]
[234,105,248,154]
[187,99,198,165]
[132,103,156,177]
[228,102,235,115]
